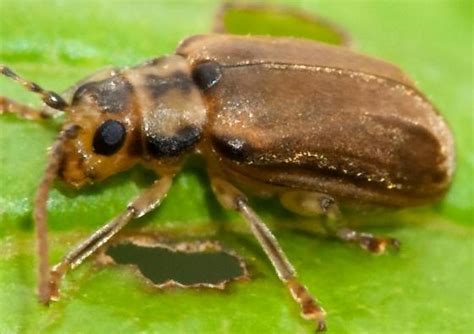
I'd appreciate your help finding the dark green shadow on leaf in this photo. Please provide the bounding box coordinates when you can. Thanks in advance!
[221,5,349,45]
[105,241,246,286]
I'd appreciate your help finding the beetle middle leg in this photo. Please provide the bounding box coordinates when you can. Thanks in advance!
[280,191,400,254]
[47,176,173,302]
[210,177,327,332]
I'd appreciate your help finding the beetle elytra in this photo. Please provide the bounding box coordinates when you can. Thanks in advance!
[0,33,454,331]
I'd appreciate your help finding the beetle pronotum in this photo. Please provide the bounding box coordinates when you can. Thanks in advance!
[0,30,454,331]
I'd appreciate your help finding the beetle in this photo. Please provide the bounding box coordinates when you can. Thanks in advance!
[0,33,455,331]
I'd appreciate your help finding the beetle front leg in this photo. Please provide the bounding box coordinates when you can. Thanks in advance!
[280,191,400,254]
[0,96,58,120]
[211,177,327,332]
[47,176,173,302]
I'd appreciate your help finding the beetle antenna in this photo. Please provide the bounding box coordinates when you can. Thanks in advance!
[0,65,69,111]
[34,124,79,304]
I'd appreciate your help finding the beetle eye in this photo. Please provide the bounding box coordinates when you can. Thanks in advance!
[93,120,126,155]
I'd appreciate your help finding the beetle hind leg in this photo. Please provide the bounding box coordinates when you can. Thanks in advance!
[210,177,327,331]
[280,191,400,254]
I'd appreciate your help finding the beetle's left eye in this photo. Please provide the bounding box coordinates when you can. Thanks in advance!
[93,120,126,155]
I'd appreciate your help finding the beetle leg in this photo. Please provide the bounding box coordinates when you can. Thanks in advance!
[0,96,59,120]
[280,191,341,220]
[326,224,401,254]
[47,176,173,302]
[281,191,400,254]
[211,177,327,332]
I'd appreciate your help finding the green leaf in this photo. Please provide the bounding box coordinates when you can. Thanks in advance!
[220,4,349,46]
[0,1,472,333]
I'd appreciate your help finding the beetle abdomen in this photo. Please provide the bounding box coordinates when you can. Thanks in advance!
[179,35,454,207]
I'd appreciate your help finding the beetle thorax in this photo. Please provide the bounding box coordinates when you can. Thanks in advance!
[59,55,207,187]
[127,55,207,160]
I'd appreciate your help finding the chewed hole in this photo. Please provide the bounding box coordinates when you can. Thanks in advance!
[101,238,248,289]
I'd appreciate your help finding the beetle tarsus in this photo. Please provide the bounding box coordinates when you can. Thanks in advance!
[287,278,327,331]
[357,233,400,254]
[316,319,327,332]
[336,228,400,254]
[48,264,66,302]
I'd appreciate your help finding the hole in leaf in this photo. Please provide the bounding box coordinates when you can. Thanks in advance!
[215,3,351,46]
[102,238,248,289]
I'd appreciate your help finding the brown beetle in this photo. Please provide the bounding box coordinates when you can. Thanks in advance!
[0,33,454,331]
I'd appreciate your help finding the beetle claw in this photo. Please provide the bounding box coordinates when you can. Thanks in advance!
[333,227,400,254]
[358,233,401,254]
[48,268,62,302]
[316,319,327,332]
[389,237,401,251]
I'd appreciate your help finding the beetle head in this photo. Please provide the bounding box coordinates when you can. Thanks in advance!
[1,60,208,188]
[58,72,141,188]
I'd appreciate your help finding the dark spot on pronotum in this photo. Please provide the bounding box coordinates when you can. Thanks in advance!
[145,72,193,99]
[105,241,247,287]
[192,61,222,90]
[72,74,134,113]
[146,126,201,158]
[212,135,251,162]
[93,120,126,156]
